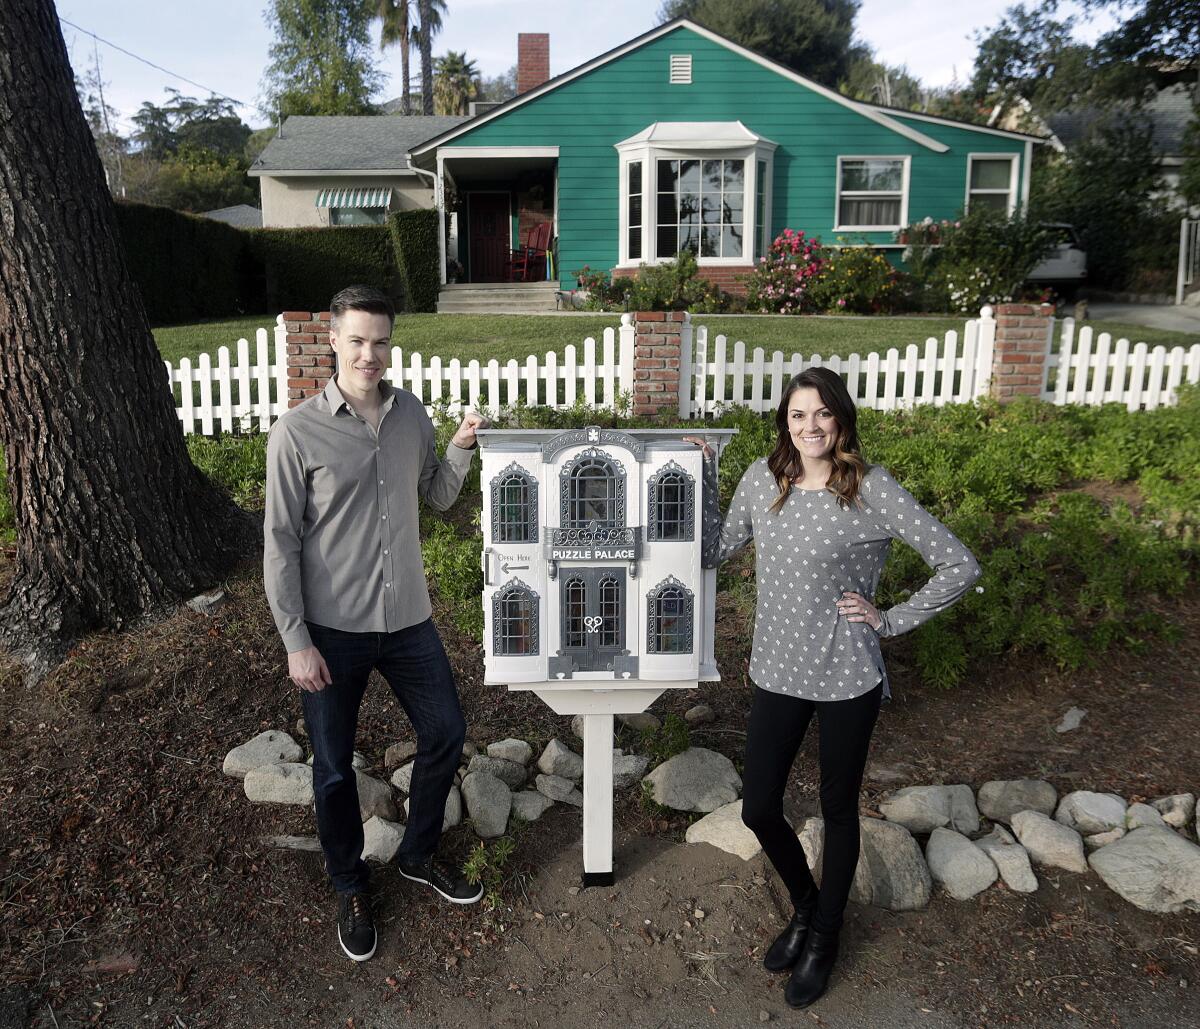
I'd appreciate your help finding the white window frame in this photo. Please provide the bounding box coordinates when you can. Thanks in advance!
[834,155,911,232]
[617,145,775,267]
[965,153,1019,216]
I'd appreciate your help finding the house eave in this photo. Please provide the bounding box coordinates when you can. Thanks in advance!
[248,166,421,178]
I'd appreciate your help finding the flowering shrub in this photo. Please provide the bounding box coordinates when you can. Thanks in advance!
[808,243,901,314]
[744,229,828,314]
[571,251,730,312]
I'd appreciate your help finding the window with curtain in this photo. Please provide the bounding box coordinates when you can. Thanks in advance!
[837,158,905,228]
[967,157,1016,214]
[493,580,538,655]
[657,158,744,259]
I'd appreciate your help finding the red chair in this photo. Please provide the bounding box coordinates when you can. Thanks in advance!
[509,221,553,282]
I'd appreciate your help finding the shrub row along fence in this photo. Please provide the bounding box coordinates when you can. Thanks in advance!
[164,307,1200,435]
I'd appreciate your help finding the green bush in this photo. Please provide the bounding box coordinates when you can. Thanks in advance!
[249,226,398,312]
[809,243,902,314]
[114,201,260,323]
[388,210,441,313]
[572,251,730,312]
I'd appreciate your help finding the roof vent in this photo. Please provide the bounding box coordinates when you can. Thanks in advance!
[669,54,692,85]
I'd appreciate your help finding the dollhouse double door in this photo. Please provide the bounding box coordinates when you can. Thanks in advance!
[557,566,627,672]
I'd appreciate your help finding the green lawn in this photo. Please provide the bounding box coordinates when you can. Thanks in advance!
[152,312,1198,367]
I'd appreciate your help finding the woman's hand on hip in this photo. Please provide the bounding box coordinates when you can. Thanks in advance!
[837,591,882,631]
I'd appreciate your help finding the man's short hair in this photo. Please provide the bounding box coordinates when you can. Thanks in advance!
[329,285,395,331]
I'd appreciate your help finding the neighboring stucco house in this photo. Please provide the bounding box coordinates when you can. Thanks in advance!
[409,19,1043,291]
[247,114,467,228]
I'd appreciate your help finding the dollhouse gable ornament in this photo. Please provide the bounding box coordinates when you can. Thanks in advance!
[477,425,736,885]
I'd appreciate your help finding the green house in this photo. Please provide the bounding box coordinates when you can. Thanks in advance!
[410,18,1044,294]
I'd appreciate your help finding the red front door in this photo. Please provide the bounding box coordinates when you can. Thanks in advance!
[468,194,510,282]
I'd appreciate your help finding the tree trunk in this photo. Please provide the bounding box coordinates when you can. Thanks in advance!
[401,27,412,116]
[0,1,255,676]
[418,0,433,116]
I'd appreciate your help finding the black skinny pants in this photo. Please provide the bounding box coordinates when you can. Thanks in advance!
[741,682,883,934]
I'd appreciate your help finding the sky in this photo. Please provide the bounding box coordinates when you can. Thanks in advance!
[59,0,1122,134]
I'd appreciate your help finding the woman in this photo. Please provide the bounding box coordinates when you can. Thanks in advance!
[688,367,982,1010]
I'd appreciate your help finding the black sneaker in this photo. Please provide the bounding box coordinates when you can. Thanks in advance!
[397,856,484,905]
[337,891,377,962]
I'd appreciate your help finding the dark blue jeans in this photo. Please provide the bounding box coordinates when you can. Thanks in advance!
[302,617,466,895]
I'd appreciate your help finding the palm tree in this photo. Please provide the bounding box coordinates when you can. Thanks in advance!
[414,0,447,116]
[433,50,479,116]
[376,0,414,115]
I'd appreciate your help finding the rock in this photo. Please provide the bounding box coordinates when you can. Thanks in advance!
[460,771,512,839]
[1088,827,1200,913]
[361,816,405,863]
[973,825,1038,893]
[865,761,915,785]
[560,787,584,808]
[404,785,462,831]
[799,817,931,912]
[926,827,998,900]
[223,730,302,779]
[1011,811,1088,873]
[537,739,583,781]
[294,718,308,740]
[243,762,313,806]
[307,751,367,771]
[468,754,527,790]
[1126,802,1167,832]
[487,739,533,766]
[510,790,555,824]
[186,589,227,616]
[977,780,1057,823]
[612,751,650,789]
[642,748,741,814]
[685,800,761,861]
[1084,828,1126,851]
[1055,791,1126,835]
[462,741,478,762]
[535,774,577,801]
[1055,707,1087,733]
[570,715,586,740]
[1150,793,1196,830]
[391,761,415,793]
[684,704,716,726]
[619,712,661,733]
[384,741,418,770]
[878,784,979,835]
[355,771,397,821]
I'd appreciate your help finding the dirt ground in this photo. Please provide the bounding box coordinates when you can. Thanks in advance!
[2,546,1199,1029]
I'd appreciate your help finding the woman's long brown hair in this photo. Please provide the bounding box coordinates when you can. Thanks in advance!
[766,368,867,513]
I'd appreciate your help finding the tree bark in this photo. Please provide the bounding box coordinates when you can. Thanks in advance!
[0,1,256,676]
[418,0,433,116]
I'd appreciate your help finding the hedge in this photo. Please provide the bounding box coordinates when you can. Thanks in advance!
[114,201,259,324]
[113,202,407,324]
[389,209,440,313]
[248,226,399,313]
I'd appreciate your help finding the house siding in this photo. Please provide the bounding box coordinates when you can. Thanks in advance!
[437,26,1029,289]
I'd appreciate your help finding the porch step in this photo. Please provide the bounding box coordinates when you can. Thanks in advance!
[437,282,562,314]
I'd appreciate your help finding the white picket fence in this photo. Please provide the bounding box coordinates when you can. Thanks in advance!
[165,309,1200,435]
[1049,319,1200,411]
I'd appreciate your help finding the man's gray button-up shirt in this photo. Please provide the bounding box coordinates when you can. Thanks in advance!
[263,377,474,653]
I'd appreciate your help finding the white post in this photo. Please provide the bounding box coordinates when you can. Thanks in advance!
[1179,217,1190,306]
[678,312,693,419]
[618,313,636,403]
[581,713,615,886]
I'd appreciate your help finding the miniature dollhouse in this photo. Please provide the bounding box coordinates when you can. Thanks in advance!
[477,425,737,885]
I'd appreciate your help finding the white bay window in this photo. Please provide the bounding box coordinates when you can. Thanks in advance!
[617,122,775,267]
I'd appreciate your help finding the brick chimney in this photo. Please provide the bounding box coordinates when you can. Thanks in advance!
[517,33,550,94]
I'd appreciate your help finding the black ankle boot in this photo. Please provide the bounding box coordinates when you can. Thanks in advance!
[762,897,817,973]
[785,927,839,1008]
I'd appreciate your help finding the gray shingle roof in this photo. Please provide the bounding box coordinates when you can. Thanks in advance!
[201,204,263,228]
[1045,83,1195,156]
[250,115,470,173]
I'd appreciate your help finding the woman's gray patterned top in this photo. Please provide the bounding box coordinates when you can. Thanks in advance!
[702,456,982,702]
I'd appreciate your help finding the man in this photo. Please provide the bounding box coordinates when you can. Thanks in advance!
[264,284,485,963]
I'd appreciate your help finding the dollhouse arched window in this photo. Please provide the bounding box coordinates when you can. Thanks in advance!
[647,462,695,541]
[493,580,539,655]
[647,576,694,654]
[560,448,626,528]
[491,464,538,543]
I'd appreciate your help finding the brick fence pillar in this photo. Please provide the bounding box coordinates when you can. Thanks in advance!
[990,303,1054,402]
[283,310,334,407]
[632,311,686,417]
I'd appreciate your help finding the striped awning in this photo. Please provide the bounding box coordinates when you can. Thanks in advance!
[314,187,392,209]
